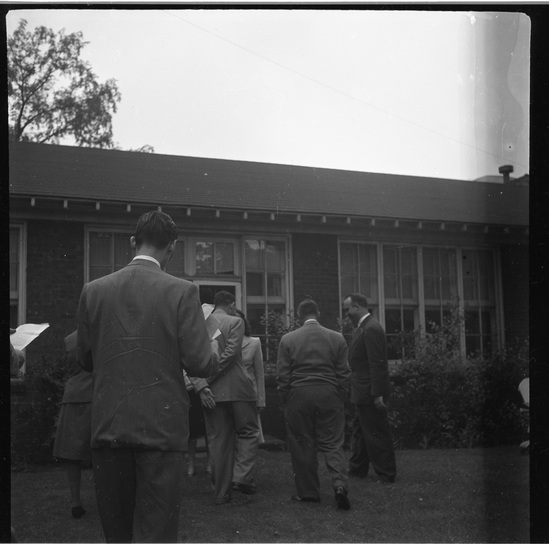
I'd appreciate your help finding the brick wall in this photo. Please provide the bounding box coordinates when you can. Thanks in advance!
[500,243,529,346]
[292,233,341,330]
[11,219,85,464]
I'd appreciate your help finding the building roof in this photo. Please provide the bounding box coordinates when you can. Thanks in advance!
[9,141,528,226]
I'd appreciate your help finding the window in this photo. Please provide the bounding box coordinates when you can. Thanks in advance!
[423,247,458,331]
[195,241,235,276]
[383,245,418,359]
[244,239,288,356]
[88,230,133,281]
[339,242,378,311]
[9,224,25,329]
[462,249,496,356]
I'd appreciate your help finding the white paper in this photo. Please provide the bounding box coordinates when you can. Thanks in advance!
[202,303,214,320]
[10,323,49,351]
[202,303,221,340]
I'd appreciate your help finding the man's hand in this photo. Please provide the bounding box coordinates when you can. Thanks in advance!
[199,387,216,409]
[374,396,387,411]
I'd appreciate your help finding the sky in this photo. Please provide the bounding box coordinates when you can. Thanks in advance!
[6,7,531,181]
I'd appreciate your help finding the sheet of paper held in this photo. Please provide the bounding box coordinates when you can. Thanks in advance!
[202,304,221,340]
[10,323,50,351]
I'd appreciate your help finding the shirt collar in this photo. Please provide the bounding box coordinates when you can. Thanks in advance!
[357,313,370,327]
[132,255,161,268]
[304,318,318,325]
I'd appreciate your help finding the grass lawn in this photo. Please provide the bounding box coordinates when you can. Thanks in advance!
[11,445,529,543]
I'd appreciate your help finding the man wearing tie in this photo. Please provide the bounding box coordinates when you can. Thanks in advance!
[77,210,218,543]
[342,293,396,484]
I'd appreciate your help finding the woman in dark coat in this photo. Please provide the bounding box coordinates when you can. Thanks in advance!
[52,331,92,518]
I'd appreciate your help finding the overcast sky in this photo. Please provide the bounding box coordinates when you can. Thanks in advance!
[6,8,530,181]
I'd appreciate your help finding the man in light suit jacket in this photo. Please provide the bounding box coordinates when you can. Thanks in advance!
[342,292,396,484]
[77,211,218,543]
[203,290,259,505]
[277,298,351,510]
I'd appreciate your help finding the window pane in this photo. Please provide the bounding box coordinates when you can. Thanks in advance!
[425,309,442,331]
[266,241,285,272]
[267,273,282,297]
[89,232,112,280]
[216,242,234,275]
[340,243,378,300]
[461,251,477,300]
[385,309,402,336]
[478,251,494,302]
[113,233,132,271]
[245,239,263,269]
[195,242,214,275]
[247,272,264,296]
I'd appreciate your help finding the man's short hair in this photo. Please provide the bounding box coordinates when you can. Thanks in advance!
[214,290,235,308]
[134,211,178,249]
[297,298,319,319]
[346,293,369,309]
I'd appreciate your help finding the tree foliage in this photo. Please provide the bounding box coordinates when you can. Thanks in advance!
[8,19,121,148]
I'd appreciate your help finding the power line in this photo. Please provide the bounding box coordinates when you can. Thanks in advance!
[165,10,528,172]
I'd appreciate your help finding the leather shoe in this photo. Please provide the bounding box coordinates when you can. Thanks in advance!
[231,481,257,495]
[71,506,86,518]
[334,486,351,510]
[291,495,320,503]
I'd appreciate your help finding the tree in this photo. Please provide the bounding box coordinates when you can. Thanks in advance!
[8,19,121,148]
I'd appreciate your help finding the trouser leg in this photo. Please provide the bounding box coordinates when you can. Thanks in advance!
[349,409,370,476]
[92,448,136,543]
[315,389,348,491]
[232,401,260,485]
[133,450,184,543]
[284,389,320,499]
[357,404,396,482]
[65,460,83,507]
[204,402,235,503]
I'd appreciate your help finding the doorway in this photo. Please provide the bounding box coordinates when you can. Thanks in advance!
[195,281,242,308]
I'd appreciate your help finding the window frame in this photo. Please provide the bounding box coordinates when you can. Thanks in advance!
[9,222,27,329]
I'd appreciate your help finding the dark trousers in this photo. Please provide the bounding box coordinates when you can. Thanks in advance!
[92,448,184,543]
[350,404,396,482]
[284,386,348,499]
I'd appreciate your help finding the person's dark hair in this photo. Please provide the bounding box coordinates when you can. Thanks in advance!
[213,290,235,308]
[297,298,319,320]
[346,293,369,309]
[235,309,252,337]
[134,211,178,249]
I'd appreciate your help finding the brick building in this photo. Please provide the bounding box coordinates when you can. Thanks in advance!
[9,141,529,449]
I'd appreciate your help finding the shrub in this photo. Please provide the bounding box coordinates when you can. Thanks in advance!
[260,309,298,375]
[388,306,529,449]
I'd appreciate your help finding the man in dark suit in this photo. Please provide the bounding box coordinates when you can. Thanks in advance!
[203,290,259,505]
[77,210,218,543]
[276,298,351,510]
[342,293,397,484]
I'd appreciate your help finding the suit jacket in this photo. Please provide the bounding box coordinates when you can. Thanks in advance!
[348,314,390,405]
[207,309,257,402]
[77,259,218,451]
[276,320,350,401]
[241,336,266,408]
[60,330,92,404]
